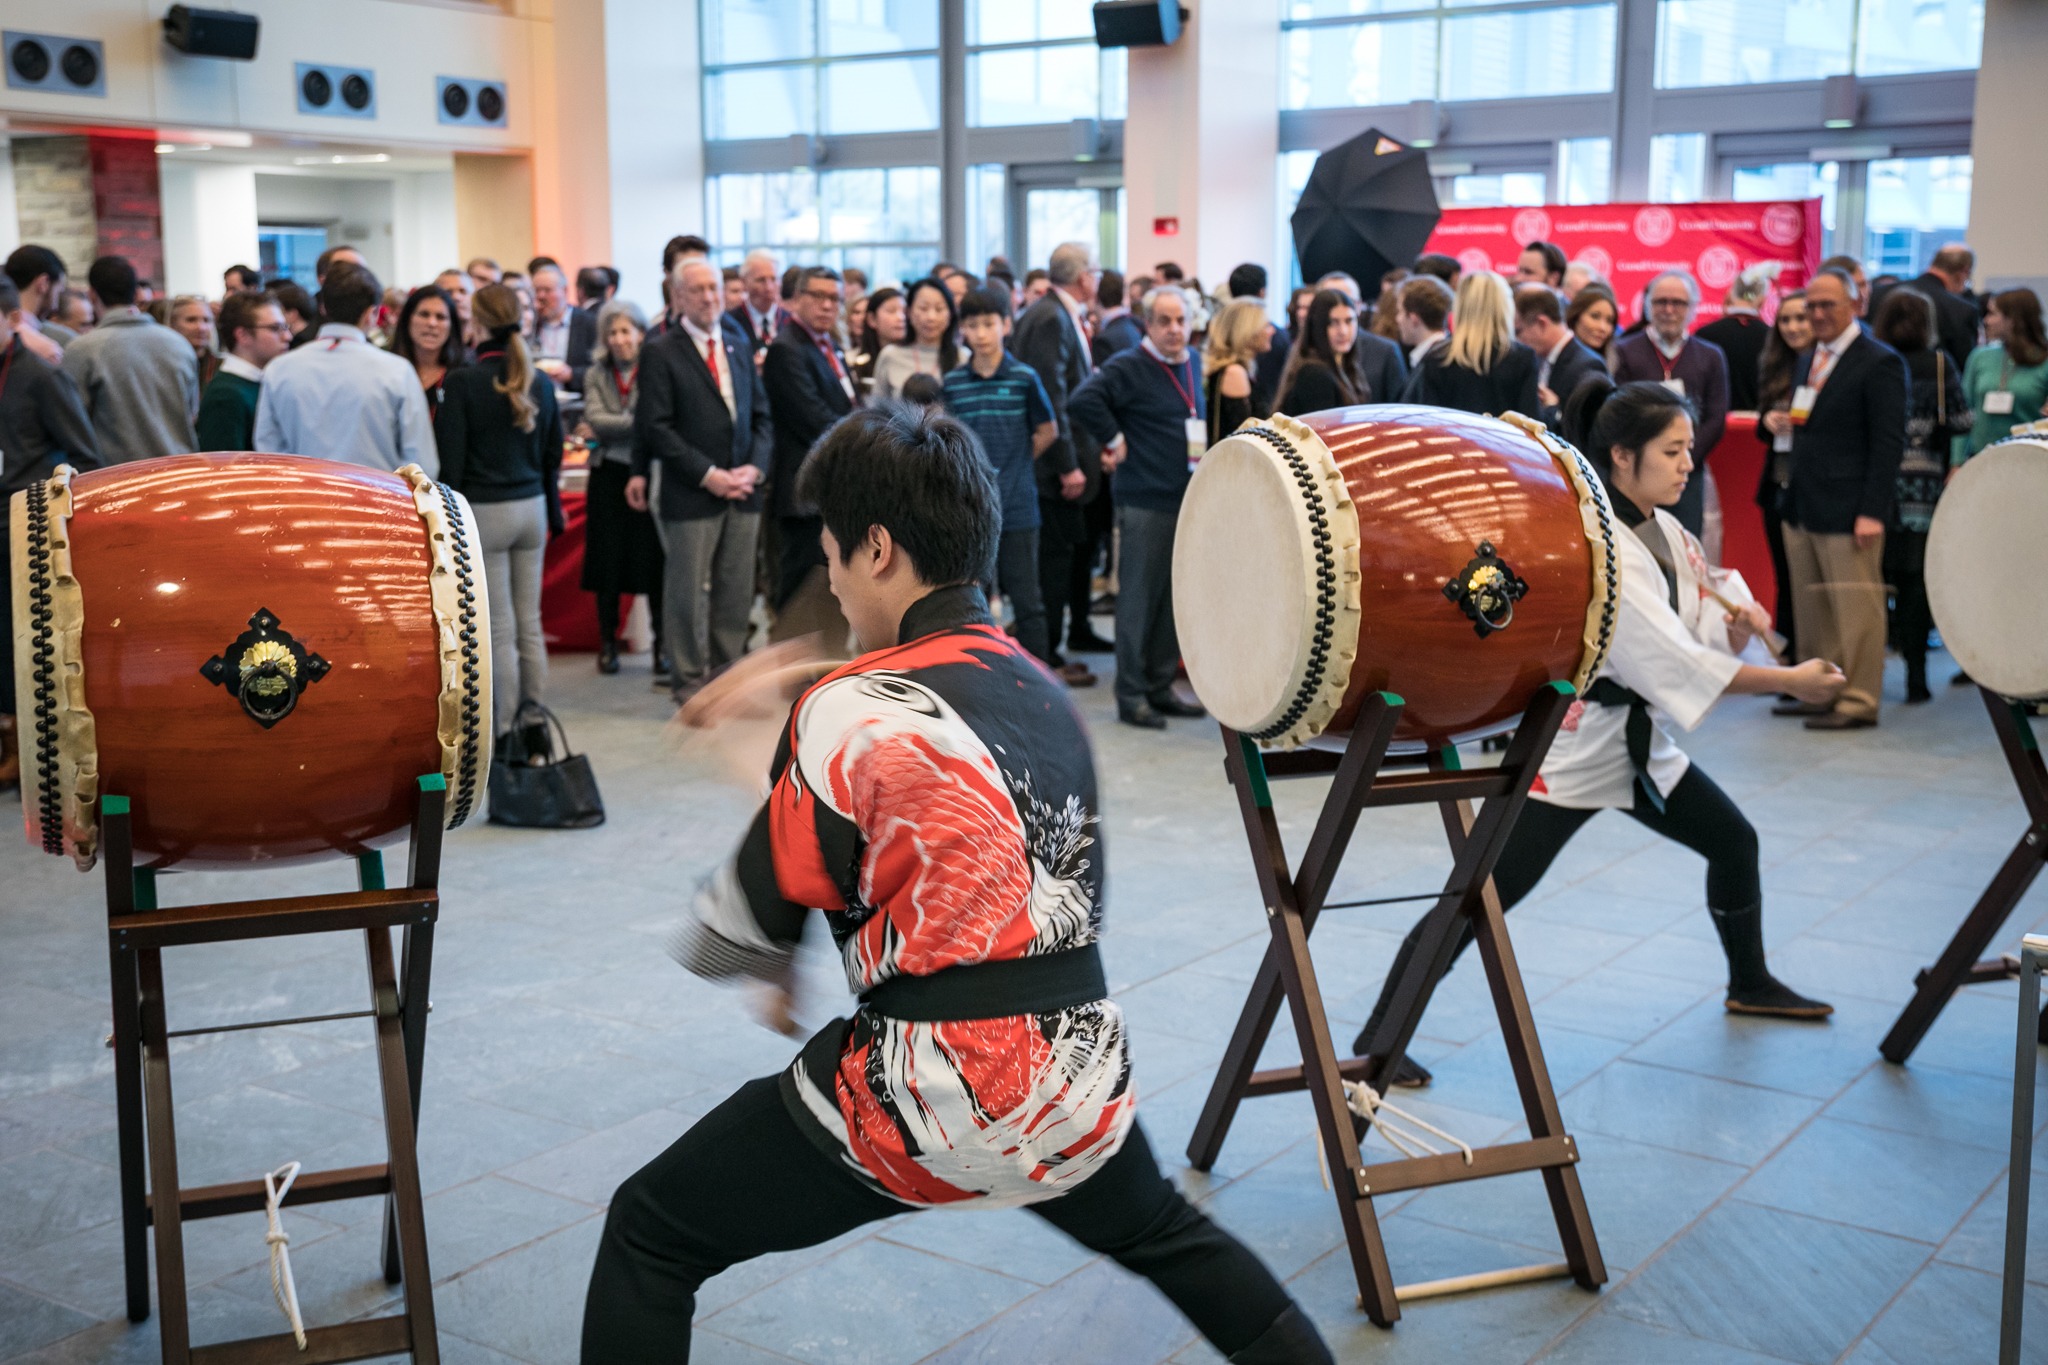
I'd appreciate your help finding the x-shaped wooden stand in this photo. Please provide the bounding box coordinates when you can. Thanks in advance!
[1882,687,2048,1065]
[1186,684,1605,1325]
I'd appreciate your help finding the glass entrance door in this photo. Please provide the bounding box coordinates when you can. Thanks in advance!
[1010,166,1123,271]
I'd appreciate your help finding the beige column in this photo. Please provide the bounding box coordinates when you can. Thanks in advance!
[1967,0,2048,293]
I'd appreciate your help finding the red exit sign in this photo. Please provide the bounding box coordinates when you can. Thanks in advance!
[1153,216,1180,236]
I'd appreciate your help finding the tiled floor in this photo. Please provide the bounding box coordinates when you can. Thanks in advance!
[6,638,2048,1364]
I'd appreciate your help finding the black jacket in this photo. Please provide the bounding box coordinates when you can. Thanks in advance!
[1908,272,1982,374]
[632,323,771,521]
[1540,336,1609,428]
[1090,312,1144,368]
[1403,339,1543,421]
[1785,330,1908,534]
[542,305,600,394]
[434,349,565,530]
[1693,313,1769,411]
[1014,292,1101,501]
[0,339,100,491]
[761,320,854,519]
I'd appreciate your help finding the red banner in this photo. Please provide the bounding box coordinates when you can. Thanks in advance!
[1423,200,1823,327]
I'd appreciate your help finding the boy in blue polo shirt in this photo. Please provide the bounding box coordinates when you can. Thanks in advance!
[943,286,1058,665]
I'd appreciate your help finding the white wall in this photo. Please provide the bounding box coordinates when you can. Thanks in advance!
[603,0,705,308]
[0,139,19,261]
[254,173,398,283]
[1122,0,1282,292]
[393,170,461,287]
[1968,0,2048,293]
[159,162,260,297]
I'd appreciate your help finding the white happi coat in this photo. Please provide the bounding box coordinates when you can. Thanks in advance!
[1535,508,1762,809]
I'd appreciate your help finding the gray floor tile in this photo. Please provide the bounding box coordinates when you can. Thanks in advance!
[873,1206,1098,1288]
[1942,1172,2048,1284]
[433,1214,607,1364]
[1604,1201,1930,1362]
[1533,1310,1802,1363]
[0,1282,94,1361]
[1824,1057,2020,1151]
[1558,1060,1821,1165]
[1618,994,1891,1101]
[494,1109,695,1208]
[1844,1258,2048,1364]
[0,1149,121,1258]
[424,1176,601,1280]
[1735,1116,2007,1243]
[916,1259,1198,1364]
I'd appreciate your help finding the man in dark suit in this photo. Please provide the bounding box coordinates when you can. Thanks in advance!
[629,259,771,704]
[1611,269,1730,534]
[1513,285,1605,428]
[1908,244,1981,372]
[761,265,856,652]
[1777,267,1907,730]
[1015,241,1110,683]
[726,249,789,366]
[531,262,598,394]
[1091,269,1145,367]
[1693,269,1774,411]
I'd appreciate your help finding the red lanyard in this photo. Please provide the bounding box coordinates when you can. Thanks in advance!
[1655,343,1680,382]
[614,359,636,401]
[1147,349,1197,415]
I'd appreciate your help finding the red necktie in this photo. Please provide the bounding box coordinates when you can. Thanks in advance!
[705,335,720,389]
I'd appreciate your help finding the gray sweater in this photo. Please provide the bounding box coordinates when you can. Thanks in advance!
[59,307,199,464]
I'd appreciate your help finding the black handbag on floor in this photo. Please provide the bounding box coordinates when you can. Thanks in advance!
[488,701,606,828]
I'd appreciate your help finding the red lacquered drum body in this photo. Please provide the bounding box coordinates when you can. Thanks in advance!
[1172,405,1617,751]
[10,454,491,869]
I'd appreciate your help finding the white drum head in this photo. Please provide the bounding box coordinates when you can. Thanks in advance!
[1171,416,1362,748]
[1927,438,2048,700]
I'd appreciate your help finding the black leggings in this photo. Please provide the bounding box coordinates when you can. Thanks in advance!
[595,587,664,652]
[581,1076,1308,1363]
[1357,765,1759,1051]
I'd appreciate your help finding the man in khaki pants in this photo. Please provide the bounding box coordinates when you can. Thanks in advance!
[1776,268,1907,729]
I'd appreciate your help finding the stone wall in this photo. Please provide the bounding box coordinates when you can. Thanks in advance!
[89,137,162,288]
[10,137,96,277]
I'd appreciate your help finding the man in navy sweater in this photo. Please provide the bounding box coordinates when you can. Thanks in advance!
[1070,286,1207,730]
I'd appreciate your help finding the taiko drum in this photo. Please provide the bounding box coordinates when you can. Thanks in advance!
[10,454,492,869]
[1172,405,1619,751]
[1926,434,2048,701]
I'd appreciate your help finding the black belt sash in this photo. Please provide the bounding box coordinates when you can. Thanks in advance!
[858,944,1108,1022]
[1585,676,1666,814]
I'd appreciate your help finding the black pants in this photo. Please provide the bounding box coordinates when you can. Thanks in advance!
[581,1077,1306,1363]
[1761,500,1797,650]
[1357,766,1758,1050]
[0,496,13,716]
[1884,526,1932,688]
[994,527,1051,663]
[594,587,665,655]
[1038,495,1089,652]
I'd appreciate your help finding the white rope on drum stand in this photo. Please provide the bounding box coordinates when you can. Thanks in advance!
[263,1161,308,1350]
[1315,1084,1475,1189]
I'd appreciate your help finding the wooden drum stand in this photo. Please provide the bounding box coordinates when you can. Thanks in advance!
[1881,687,2048,1065]
[1186,684,1606,1326]
[104,777,446,1364]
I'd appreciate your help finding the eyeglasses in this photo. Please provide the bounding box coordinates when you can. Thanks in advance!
[1806,299,1845,311]
[258,323,293,335]
[1649,297,1690,309]
[802,289,843,304]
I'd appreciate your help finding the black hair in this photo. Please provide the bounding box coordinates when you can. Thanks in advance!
[575,265,616,305]
[1228,262,1268,299]
[217,289,276,352]
[527,255,561,276]
[268,281,316,326]
[798,402,1000,587]
[1874,286,1934,353]
[88,255,138,307]
[224,264,262,290]
[798,264,843,291]
[899,372,946,406]
[5,244,66,292]
[1097,269,1126,309]
[388,284,465,370]
[780,265,802,300]
[1412,252,1461,284]
[320,262,383,327]
[1522,240,1568,282]
[1562,375,1697,479]
[958,285,1010,324]
[902,276,961,373]
[663,235,710,273]
[986,269,1016,292]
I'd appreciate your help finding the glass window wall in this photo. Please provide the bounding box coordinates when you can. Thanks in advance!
[1655,0,1980,87]
[1863,155,1971,276]
[1282,1,1616,108]
[707,167,943,288]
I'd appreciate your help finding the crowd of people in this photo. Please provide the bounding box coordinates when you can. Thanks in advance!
[0,225,2023,792]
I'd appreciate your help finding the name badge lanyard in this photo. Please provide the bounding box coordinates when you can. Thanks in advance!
[818,336,857,404]
[1149,350,1206,468]
[1656,344,1685,396]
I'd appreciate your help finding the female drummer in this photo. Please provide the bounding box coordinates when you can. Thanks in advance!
[1355,378,1848,1084]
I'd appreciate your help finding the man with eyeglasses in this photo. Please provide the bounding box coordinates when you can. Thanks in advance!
[1610,268,1730,534]
[197,291,293,450]
[763,264,858,652]
[1774,266,1905,731]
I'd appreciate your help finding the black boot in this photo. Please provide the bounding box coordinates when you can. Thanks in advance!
[1710,903,1832,1018]
[597,640,620,675]
[1905,654,1930,704]
[1228,1304,1334,1365]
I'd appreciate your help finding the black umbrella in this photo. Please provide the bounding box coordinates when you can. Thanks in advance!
[1291,128,1441,289]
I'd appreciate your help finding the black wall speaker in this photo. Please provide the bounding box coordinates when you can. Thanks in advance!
[163,6,260,61]
[4,31,106,96]
[1092,1,1188,48]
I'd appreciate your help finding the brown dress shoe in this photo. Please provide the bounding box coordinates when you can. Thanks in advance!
[0,714,16,789]
[1804,711,1876,730]
[1771,699,1830,717]
[1058,662,1097,688]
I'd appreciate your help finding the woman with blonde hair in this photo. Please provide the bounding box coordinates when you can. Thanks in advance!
[1406,271,1541,419]
[167,294,218,388]
[435,282,565,751]
[1202,297,1274,444]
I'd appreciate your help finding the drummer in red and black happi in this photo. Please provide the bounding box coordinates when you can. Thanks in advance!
[580,404,1331,1365]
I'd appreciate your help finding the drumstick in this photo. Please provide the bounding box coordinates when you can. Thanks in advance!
[1701,582,1789,661]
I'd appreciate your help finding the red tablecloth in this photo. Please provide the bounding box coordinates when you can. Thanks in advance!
[541,488,610,652]
[1708,412,1776,617]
